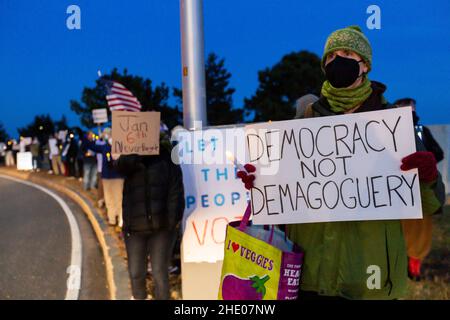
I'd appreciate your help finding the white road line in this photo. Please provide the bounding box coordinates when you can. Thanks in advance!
[0,175,82,300]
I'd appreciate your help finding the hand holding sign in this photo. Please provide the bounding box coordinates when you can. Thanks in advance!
[401,151,438,183]
[237,164,256,190]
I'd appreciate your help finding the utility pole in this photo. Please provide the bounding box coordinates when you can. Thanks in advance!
[180,0,221,300]
[180,0,207,129]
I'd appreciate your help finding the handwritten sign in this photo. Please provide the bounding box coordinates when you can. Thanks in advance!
[245,107,422,225]
[172,126,249,263]
[112,111,160,155]
[92,108,108,124]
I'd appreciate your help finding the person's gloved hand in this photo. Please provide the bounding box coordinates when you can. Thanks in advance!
[400,151,438,183]
[237,164,256,190]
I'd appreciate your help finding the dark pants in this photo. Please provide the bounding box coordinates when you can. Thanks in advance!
[32,156,41,170]
[67,157,77,177]
[125,229,177,300]
[83,161,97,190]
[76,158,84,178]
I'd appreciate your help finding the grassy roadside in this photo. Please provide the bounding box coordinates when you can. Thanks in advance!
[405,205,450,300]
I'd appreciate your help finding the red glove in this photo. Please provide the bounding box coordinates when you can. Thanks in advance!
[237,164,256,190]
[400,151,438,183]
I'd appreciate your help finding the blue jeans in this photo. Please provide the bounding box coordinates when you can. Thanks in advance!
[83,162,97,190]
[125,229,177,300]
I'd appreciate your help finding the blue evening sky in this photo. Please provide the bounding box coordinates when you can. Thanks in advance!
[1,0,449,137]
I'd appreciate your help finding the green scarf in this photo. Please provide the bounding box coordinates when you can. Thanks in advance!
[321,77,373,113]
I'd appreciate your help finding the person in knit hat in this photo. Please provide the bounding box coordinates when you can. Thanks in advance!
[238,25,445,300]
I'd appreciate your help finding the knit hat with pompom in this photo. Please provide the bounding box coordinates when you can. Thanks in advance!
[321,25,372,71]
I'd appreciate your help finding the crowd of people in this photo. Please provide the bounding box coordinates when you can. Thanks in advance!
[0,25,447,301]
[0,126,184,300]
[1,130,126,225]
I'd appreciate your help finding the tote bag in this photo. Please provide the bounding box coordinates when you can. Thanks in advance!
[218,202,303,300]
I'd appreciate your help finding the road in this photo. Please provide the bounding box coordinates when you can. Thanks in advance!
[0,176,109,300]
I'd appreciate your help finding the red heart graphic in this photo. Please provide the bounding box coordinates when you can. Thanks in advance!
[232,242,240,252]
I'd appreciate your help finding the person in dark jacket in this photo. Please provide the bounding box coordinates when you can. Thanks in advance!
[5,140,15,167]
[80,131,97,190]
[82,129,124,226]
[62,132,78,177]
[116,142,185,300]
[394,97,445,281]
[30,137,41,171]
[394,98,444,163]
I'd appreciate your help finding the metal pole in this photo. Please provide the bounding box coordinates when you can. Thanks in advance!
[180,0,207,130]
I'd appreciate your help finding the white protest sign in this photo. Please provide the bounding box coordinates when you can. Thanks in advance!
[112,111,160,155]
[22,137,32,145]
[58,130,68,141]
[92,108,108,124]
[17,152,33,171]
[245,107,422,225]
[173,126,249,263]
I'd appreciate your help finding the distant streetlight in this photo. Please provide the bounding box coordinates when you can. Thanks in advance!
[39,126,44,130]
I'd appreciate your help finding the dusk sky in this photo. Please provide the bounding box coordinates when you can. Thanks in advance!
[1,0,449,137]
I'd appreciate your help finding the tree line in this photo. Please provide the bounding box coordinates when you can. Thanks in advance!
[2,50,324,140]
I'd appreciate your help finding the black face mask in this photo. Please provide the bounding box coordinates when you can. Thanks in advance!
[324,55,364,88]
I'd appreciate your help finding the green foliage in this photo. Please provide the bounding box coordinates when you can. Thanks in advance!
[54,115,69,132]
[17,114,56,145]
[205,53,242,125]
[174,52,243,126]
[70,68,182,129]
[244,50,324,122]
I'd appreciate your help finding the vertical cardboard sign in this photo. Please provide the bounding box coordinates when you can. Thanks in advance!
[112,111,160,155]
[172,126,248,263]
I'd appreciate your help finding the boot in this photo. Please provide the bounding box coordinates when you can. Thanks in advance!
[408,257,422,281]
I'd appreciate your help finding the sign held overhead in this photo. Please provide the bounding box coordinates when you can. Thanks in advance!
[92,108,108,124]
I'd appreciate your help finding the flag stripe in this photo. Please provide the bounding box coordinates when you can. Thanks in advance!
[111,81,126,89]
[106,94,141,105]
[108,101,141,110]
[107,99,141,108]
[111,87,135,97]
[104,80,142,112]
[110,105,141,112]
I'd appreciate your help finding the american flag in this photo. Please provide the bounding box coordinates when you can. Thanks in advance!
[104,80,142,112]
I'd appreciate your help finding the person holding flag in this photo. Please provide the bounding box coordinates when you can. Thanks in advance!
[101,79,184,300]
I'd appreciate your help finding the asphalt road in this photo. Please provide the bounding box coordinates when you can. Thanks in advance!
[0,176,109,300]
